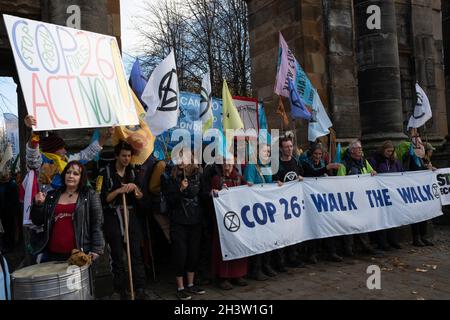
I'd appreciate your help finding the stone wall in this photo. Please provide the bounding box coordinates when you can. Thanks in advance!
[247,0,303,138]
[323,0,360,140]
[0,0,41,75]
[247,0,359,147]
[410,0,447,144]
[246,0,449,149]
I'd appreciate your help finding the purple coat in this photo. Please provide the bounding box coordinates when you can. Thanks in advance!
[369,155,403,173]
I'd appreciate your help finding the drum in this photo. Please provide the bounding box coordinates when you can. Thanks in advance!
[11,261,93,300]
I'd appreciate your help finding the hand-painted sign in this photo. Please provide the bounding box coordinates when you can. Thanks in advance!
[3,14,139,131]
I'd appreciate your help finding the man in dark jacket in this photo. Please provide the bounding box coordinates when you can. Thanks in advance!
[0,171,19,253]
[337,140,378,256]
[101,141,147,300]
[272,136,305,271]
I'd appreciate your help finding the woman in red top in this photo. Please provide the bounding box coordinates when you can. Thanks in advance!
[32,161,104,262]
[210,162,248,290]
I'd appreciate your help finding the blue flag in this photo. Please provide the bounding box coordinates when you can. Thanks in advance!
[90,129,101,162]
[258,102,268,130]
[288,79,311,121]
[128,58,148,110]
[333,143,341,163]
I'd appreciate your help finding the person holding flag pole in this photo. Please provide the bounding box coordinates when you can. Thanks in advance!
[101,141,147,300]
[402,83,435,247]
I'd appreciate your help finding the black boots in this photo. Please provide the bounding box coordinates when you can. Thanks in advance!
[412,221,433,247]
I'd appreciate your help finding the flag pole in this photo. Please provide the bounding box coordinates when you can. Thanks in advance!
[122,194,135,300]
[145,214,157,281]
[292,118,298,155]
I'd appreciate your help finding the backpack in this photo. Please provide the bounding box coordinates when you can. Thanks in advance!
[0,252,11,300]
[134,155,158,210]
[160,165,174,216]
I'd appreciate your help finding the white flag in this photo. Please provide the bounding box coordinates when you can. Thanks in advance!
[142,51,180,135]
[21,170,36,226]
[407,83,432,129]
[200,72,213,131]
[308,90,333,142]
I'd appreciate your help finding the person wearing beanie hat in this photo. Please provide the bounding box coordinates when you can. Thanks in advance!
[39,134,66,155]
[24,115,114,190]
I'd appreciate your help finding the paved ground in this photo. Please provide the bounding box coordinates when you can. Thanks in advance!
[131,225,450,300]
[6,225,450,300]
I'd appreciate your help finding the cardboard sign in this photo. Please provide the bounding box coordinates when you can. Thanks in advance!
[3,14,138,131]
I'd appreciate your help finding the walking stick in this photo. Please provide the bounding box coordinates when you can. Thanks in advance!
[122,194,135,300]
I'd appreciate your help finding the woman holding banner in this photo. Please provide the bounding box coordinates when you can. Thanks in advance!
[244,144,277,280]
[301,143,342,262]
[337,140,378,256]
[402,130,435,247]
[369,141,403,250]
[210,161,248,290]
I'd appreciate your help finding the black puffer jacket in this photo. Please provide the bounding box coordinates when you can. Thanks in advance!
[162,168,203,225]
[31,188,105,255]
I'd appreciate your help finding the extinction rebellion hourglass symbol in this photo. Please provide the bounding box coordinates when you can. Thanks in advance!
[224,211,240,232]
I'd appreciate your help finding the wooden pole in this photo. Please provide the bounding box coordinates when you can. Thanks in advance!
[122,194,135,300]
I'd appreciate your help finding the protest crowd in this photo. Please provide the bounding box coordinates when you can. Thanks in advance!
[0,18,444,301]
[0,115,440,300]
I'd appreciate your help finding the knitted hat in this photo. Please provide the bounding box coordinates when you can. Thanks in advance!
[425,143,435,152]
[40,134,65,153]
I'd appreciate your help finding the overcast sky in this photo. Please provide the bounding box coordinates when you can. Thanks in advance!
[120,0,154,57]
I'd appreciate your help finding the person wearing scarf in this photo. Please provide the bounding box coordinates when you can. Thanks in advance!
[210,161,248,290]
[300,143,342,262]
[24,115,113,190]
[368,141,403,250]
[402,129,435,247]
[337,140,378,256]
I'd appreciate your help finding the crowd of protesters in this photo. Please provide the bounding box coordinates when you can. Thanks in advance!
[0,115,439,301]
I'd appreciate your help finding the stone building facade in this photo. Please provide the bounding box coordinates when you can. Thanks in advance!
[246,0,450,160]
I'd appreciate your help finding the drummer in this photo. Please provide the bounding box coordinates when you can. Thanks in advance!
[31,161,104,262]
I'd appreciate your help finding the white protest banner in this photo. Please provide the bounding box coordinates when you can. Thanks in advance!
[213,170,442,260]
[436,168,450,205]
[3,14,138,131]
